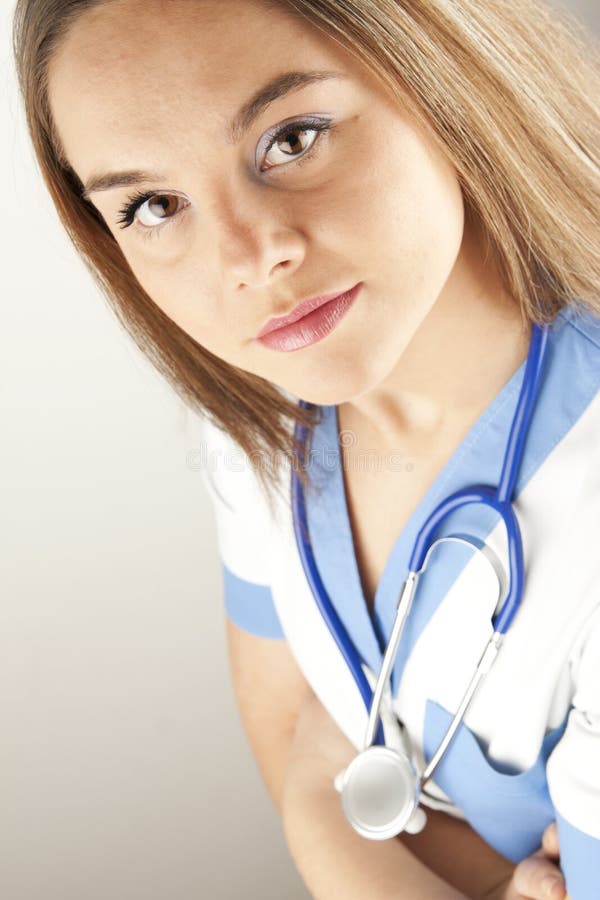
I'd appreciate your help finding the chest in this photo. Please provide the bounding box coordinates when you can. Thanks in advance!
[341,444,454,617]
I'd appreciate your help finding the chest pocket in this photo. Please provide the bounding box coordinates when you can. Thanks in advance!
[423,700,570,862]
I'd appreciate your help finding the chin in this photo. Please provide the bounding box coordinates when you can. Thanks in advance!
[288,366,383,408]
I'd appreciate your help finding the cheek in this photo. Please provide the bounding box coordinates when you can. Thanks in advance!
[123,253,223,344]
[301,122,464,304]
[340,117,463,264]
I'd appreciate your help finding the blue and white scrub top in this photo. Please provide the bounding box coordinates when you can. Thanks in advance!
[199,304,600,899]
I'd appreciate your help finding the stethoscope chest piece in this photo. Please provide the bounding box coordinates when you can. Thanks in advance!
[338,746,424,840]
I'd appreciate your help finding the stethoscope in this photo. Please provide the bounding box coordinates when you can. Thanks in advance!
[290,322,550,840]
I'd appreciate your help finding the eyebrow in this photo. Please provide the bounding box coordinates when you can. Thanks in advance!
[81,69,345,201]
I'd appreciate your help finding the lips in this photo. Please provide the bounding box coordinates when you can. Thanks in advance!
[257,285,361,338]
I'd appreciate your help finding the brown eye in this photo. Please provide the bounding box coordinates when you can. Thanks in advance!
[261,119,333,171]
[116,190,189,233]
[266,127,313,161]
[136,194,180,226]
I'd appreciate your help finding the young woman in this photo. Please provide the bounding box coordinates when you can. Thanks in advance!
[12,0,600,897]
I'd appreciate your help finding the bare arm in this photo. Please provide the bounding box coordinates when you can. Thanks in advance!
[281,738,470,897]
[226,621,567,900]
[281,691,570,900]
[281,690,490,900]
[226,620,467,896]
[225,617,313,815]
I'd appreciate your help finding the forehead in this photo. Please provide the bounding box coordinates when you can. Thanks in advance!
[47,0,363,174]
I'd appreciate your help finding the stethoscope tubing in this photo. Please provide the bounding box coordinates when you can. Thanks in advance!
[291,322,550,752]
[291,434,387,746]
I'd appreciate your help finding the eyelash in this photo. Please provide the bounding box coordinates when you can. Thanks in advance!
[115,116,334,238]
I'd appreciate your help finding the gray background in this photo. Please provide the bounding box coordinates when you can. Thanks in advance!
[2,2,598,898]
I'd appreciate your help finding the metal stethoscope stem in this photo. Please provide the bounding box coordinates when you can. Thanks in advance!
[337,537,506,840]
[363,556,504,787]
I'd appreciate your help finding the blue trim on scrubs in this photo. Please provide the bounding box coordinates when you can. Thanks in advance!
[221,563,285,639]
[422,699,570,863]
[305,305,600,697]
[555,809,600,900]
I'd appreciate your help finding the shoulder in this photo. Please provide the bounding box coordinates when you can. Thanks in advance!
[198,414,279,515]
[556,301,600,352]
[528,302,600,472]
[198,416,275,563]
[549,302,600,388]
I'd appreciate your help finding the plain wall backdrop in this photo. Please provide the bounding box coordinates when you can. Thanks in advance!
[2,2,598,898]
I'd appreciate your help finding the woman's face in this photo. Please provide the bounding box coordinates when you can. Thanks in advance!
[48,0,465,406]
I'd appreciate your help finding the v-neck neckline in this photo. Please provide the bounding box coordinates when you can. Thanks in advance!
[302,306,595,695]
[332,363,525,629]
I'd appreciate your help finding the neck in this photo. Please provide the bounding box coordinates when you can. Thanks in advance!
[339,222,531,449]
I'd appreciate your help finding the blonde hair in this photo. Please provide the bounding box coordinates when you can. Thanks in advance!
[12,0,600,509]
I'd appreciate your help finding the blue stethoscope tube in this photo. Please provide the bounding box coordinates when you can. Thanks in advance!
[291,416,387,745]
[291,322,550,753]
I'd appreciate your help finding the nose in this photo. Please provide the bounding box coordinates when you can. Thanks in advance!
[214,181,307,291]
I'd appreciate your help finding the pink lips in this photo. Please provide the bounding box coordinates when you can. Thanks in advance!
[257,285,361,338]
[256,282,363,352]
